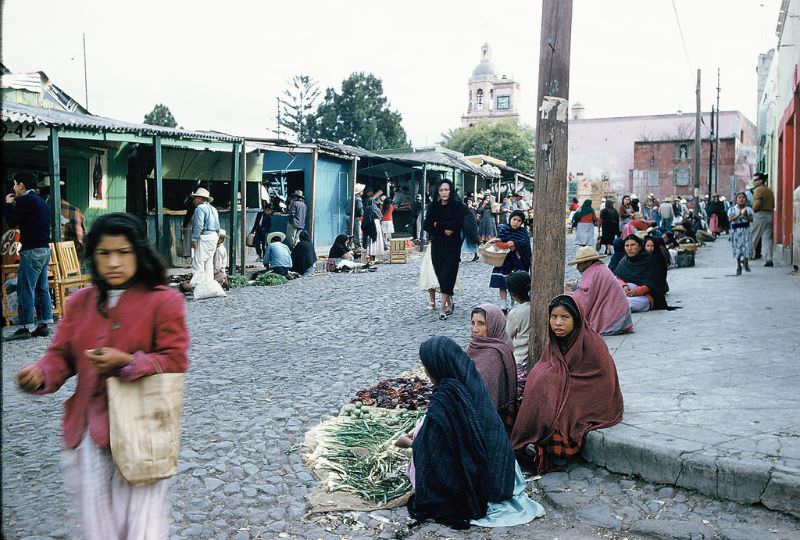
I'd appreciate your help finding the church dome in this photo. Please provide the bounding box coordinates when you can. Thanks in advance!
[470,43,498,81]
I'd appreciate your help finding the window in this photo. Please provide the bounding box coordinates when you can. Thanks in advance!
[674,168,690,186]
[497,95,510,110]
[677,144,688,160]
[476,89,484,110]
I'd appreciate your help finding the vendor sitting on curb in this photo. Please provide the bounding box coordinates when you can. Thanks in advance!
[263,232,292,276]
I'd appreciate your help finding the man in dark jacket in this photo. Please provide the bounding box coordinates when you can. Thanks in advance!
[4,172,53,340]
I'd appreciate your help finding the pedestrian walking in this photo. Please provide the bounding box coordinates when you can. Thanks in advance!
[728,192,754,275]
[3,172,54,341]
[571,199,598,247]
[286,189,307,247]
[16,212,189,539]
[250,204,273,259]
[489,210,532,313]
[599,200,620,254]
[658,197,675,231]
[749,173,775,267]
[477,194,497,242]
[188,187,225,299]
[423,179,465,320]
[706,194,729,238]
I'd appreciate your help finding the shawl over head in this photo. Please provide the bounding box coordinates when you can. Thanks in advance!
[361,198,380,243]
[572,199,595,221]
[410,336,516,529]
[607,236,626,272]
[328,235,350,259]
[291,230,317,273]
[497,223,532,269]
[466,304,517,410]
[570,261,633,336]
[510,295,624,453]
[613,234,667,308]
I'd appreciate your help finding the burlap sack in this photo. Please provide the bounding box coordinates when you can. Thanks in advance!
[107,373,184,485]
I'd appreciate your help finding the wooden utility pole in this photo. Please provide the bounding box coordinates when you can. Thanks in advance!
[528,0,573,370]
[694,69,701,200]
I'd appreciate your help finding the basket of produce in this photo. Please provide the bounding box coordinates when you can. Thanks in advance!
[677,238,697,252]
[479,241,510,267]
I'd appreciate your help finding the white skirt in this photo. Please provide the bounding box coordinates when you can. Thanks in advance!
[63,430,169,540]
[366,219,386,256]
[419,246,462,292]
[380,220,395,235]
[575,222,595,246]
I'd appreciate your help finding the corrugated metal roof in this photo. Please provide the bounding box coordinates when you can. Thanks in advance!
[1,101,242,143]
[382,149,496,177]
[314,139,419,165]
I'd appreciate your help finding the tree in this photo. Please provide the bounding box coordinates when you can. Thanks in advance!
[278,74,320,142]
[307,72,408,150]
[143,104,178,128]
[443,121,536,173]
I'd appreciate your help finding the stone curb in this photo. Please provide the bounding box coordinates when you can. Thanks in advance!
[583,426,800,518]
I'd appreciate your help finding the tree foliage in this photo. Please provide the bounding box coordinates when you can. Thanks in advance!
[143,104,178,128]
[278,74,320,142]
[307,72,408,150]
[443,121,535,173]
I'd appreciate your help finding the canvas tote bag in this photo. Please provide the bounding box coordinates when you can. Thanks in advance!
[106,373,185,485]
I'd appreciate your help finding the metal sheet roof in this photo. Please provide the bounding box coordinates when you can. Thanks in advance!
[382,149,496,177]
[1,101,242,143]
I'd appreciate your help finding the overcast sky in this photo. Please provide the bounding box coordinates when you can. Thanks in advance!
[2,0,783,146]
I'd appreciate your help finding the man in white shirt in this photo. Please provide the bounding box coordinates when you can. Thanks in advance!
[658,197,676,231]
[504,271,531,365]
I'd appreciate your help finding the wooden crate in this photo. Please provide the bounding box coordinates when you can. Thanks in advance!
[389,239,407,263]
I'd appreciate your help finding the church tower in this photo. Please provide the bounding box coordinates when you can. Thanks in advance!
[461,43,520,128]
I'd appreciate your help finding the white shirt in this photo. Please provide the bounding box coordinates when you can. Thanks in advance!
[505,301,531,365]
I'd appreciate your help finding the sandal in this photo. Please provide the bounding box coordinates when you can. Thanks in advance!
[445,303,454,316]
[439,313,448,321]
[427,302,435,310]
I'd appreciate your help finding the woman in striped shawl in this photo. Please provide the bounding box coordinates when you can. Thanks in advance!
[489,211,531,313]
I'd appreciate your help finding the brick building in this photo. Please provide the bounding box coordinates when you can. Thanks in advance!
[631,132,756,202]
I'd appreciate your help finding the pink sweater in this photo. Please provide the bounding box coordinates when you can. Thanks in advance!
[34,284,190,449]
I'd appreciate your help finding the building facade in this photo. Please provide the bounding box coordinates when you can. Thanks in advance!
[461,43,520,128]
[756,0,800,268]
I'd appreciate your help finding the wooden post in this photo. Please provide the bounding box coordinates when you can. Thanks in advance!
[229,142,241,275]
[420,164,428,247]
[694,69,702,200]
[48,127,62,243]
[309,148,318,241]
[153,136,165,257]
[239,143,247,276]
[350,156,359,238]
[528,0,573,371]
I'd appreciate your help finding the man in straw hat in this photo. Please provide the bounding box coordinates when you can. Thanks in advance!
[263,231,292,276]
[567,246,633,336]
[346,183,365,249]
[189,187,224,298]
[286,189,307,248]
[658,196,675,232]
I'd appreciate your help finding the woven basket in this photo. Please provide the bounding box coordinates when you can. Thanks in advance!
[479,242,510,267]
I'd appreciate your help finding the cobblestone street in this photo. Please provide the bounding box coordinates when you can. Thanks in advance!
[3,238,799,539]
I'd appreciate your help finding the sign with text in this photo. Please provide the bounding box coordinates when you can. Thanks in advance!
[0,121,49,142]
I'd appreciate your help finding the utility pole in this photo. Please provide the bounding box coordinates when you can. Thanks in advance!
[82,33,89,109]
[528,0,573,370]
[276,97,282,139]
[715,69,721,194]
[694,69,702,201]
[708,105,715,198]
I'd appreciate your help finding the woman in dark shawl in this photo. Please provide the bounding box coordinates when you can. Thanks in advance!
[607,236,625,272]
[361,196,383,262]
[489,210,532,312]
[599,200,620,254]
[423,180,466,320]
[511,295,623,474]
[466,304,518,432]
[644,234,670,293]
[613,234,667,311]
[291,230,317,275]
[402,336,544,529]
[328,234,351,260]
[706,194,729,237]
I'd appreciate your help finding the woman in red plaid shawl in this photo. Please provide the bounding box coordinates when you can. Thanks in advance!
[510,295,623,474]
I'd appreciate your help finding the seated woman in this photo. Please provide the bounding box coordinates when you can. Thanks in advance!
[466,304,518,431]
[511,296,623,474]
[613,234,668,312]
[504,271,531,366]
[263,232,292,276]
[397,336,545,529]
[621,213,649,238]
[567,246,633,336]
[644,235,671,293]
[291,230,317,276]
[327,234,353,271]
[606,236,625,272]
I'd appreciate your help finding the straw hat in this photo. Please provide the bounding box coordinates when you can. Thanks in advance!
[568,246,607,265]
[267,231,286,243]
[190,187,214,202]
[218,229,226,238]
[293,189,304,198]
[354,183,366,195]
[672,225,686,232]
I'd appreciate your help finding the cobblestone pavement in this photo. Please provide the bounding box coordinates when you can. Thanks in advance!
[3,236,800,539]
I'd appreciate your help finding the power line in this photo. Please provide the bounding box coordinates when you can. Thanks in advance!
[671,0,693,74]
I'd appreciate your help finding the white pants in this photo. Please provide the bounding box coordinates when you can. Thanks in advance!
[624,283,651,312]
[750,212,774,263]
[190,233,218,288]
[63,431,168,540]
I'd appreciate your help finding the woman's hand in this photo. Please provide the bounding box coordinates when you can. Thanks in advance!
[85,347,133,373]
[625,288,639,297]
[17,364,44,392]
[395,434,413,448]
[507,240,516,251]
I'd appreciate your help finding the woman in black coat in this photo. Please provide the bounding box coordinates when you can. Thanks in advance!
[424,179,466,320]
